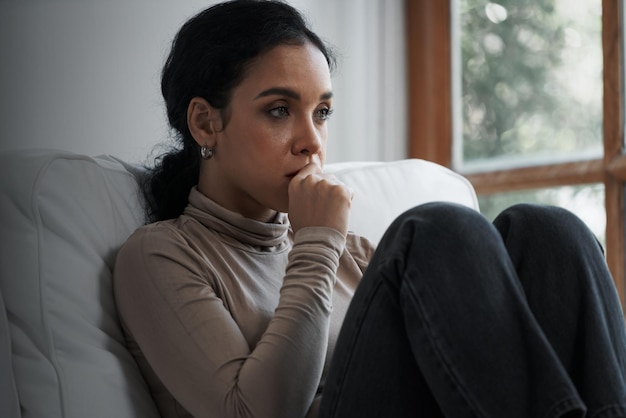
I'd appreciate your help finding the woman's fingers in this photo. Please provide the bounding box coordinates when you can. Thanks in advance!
[288,163,352,235]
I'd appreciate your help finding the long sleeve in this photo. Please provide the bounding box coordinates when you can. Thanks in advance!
[113,222,347,418]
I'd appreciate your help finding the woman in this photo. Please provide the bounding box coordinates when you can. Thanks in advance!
[113,1,626,417]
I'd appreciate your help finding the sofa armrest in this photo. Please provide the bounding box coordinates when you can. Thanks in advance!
[326,159,479,244]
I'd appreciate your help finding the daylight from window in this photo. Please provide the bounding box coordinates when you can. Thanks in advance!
[455,0,603,171]
[454,0,605,242]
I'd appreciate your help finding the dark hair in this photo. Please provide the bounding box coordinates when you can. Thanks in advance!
[142,0,336,222]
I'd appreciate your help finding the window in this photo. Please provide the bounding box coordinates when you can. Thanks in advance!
[406,0,626,305]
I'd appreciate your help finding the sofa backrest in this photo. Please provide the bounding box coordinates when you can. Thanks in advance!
[0,150,478,418]
[0,151,160,418]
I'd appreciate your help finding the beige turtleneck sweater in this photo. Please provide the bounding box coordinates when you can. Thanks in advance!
[113,187,375,418]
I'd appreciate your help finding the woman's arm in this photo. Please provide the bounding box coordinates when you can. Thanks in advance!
[114,223,346,418]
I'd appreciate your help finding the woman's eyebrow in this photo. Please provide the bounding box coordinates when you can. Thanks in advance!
[254,87,333,101]
[255,87,300,100]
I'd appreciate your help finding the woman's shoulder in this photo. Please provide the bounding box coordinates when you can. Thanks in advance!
[114,217,215,290]
[116,218,203,270]
[122,219,183,250]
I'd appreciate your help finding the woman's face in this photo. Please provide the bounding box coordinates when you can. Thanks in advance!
[199,42,333,221]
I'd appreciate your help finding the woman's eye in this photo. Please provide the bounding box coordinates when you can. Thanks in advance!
[316,107,334,121]
[269,106,289,118]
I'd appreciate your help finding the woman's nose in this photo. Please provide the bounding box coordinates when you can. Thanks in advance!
[292,120,323,156]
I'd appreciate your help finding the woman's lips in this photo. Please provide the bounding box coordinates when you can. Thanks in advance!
[286,169,301,178]
[286,162,323,179]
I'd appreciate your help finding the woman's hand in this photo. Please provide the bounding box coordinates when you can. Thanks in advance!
[287,163,353,236]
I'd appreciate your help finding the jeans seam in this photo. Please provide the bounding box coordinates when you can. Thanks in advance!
[402,272,488,417]
[540,397,586,418]
[589,404,626,418]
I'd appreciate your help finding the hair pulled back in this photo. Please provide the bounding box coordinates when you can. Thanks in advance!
[143,0,336,222]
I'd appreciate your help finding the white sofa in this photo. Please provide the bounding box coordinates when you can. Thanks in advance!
[0,149,479,418]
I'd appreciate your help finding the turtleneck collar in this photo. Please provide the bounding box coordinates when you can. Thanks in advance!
[183,187,290,250]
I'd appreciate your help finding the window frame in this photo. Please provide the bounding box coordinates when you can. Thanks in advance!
[406,0,626,305]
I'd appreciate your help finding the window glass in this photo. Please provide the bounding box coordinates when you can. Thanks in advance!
[455,0,603,171]
[479,184,606,248]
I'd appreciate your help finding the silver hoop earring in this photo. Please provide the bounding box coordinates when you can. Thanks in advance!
[200,144,214,160]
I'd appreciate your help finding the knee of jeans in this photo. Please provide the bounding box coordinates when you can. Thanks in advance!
[374,202,506,292]
[493,203,602,254]
[386,202,495,248]
[397,201,483,225]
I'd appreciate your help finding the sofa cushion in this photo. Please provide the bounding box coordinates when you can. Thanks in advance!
[0,150,160,418]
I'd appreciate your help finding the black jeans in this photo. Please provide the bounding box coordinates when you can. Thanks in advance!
[319,203,626,417]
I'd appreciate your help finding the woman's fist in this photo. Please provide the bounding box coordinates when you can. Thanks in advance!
[287,163,353,236]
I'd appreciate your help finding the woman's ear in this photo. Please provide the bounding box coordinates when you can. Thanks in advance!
[187,97,222,147]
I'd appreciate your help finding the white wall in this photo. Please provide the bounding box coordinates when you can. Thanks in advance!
[290,0,408,163]
[0,0,406,164]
